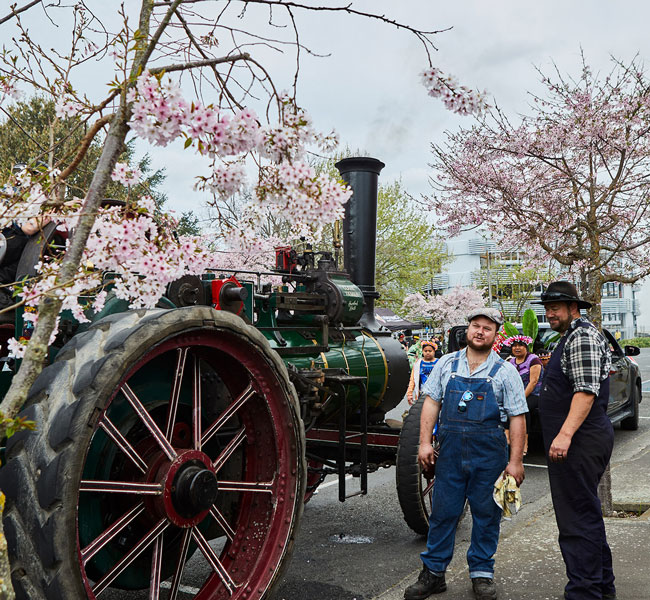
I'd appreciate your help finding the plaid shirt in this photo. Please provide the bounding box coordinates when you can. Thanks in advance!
[560,318,611,396]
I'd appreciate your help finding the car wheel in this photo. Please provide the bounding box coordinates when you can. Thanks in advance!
[620,382,640,431]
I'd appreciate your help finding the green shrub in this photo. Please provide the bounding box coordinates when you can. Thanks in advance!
[620,337,650,348]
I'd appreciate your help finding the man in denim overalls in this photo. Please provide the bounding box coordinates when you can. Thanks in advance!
[404,308,528,600]
[535,282,615,600]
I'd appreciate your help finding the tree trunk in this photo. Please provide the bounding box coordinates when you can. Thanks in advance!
[598,464,614,516]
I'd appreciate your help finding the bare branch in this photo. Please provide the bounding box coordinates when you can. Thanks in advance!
[56,113,113,184]
[149,52,251,74]
[0,0,42,26]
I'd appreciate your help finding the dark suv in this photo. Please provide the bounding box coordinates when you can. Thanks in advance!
[447,325,642,432]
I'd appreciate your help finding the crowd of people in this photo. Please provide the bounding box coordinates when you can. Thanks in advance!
[401,281,616,600]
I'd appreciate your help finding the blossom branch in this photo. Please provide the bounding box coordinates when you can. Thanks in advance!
[55,113,114,184]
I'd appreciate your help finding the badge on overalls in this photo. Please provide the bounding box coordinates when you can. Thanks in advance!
[458,390,474,412]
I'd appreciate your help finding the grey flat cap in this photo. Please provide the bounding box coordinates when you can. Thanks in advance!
[466,307,504,327]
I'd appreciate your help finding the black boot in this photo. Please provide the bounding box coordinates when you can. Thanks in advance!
[472,577,497,600]
[404,567,447,600]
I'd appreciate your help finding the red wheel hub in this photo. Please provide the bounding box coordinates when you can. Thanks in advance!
[149,450,218,528]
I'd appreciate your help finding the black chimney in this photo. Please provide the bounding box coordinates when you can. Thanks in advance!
[335,157,385,330]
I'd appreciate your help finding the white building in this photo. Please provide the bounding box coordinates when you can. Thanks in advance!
[425,231,640,339]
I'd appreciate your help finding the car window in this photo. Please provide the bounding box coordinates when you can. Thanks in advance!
[603,329,623,357]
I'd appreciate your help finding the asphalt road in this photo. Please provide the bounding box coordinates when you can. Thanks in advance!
[274,348,650,600]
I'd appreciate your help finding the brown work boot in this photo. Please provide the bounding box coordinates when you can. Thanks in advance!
[472,577,497,600]
[404,567,447,599]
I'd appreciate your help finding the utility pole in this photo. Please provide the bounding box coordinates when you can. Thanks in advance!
[486,248,493,307]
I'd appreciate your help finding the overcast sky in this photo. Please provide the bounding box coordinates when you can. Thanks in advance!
[151,1,650,213]
[11,1,650,325]
[136,1,650,326]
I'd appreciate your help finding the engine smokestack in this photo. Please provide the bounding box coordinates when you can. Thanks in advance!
[335,156,384,330]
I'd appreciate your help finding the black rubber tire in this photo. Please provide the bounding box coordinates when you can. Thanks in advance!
[0,306,306,599]
[620,383,640,431]
[395,397,433,535]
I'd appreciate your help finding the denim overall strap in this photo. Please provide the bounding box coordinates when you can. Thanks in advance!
[450,351,463,375]
[487,358,504,380]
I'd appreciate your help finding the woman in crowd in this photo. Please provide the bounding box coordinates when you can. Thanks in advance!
[504,334,543,454]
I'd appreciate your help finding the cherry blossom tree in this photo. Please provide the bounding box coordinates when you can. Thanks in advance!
[0,1,453,433]
[429,53,650,326]
[0,0,487,432]
[403,285,486,331]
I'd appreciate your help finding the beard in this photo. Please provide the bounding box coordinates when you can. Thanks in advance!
[466,335,494,352]
[548,313,572,333]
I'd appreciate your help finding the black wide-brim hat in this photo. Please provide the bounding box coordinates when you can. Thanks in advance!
[532,281,592,309]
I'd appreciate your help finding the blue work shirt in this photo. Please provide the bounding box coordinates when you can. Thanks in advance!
[420,348,528,422]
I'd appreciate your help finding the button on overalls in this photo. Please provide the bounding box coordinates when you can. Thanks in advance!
[539,322,615,600]
[421,353,509,579]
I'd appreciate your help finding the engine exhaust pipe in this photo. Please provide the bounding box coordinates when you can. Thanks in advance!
[335,157,385,330]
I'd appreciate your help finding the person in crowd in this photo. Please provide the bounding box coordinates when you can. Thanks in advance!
[399,332,408,351]
[404,308,527,600]
[406,339,438,405]
[534,281,616,600]
[503,334,543,454]
[408,336,422,368]
[1,163,53,308]
[538,349,551,369]
[433,335,444,358]
[0,216,51,309]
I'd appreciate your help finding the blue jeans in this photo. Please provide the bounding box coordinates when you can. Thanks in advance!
[421,426,508,578]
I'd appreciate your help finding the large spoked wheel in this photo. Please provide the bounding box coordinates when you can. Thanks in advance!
[395,397,436,535]
[0,307,305,600]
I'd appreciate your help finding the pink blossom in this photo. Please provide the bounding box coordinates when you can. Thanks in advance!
[421,67,488,116]
[6,337,26,359]
[111,162,142,186]
[55,98,84,118]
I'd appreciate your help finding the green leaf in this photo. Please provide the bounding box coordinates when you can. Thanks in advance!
[522,309,538,344]
[184,137,192,149]
[503,321,519,337]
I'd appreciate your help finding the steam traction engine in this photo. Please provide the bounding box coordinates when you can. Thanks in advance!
[0,158,431,600]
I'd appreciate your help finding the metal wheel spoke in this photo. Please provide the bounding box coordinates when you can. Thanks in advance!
[217,480,273,494]
[92,518,170,596]
[165,347,189,439]
[422,478,435,497]
[209,506,236,542]
[191,527,237,595]
[121,382,177,461]
[80,503,146,566]
[167,528,192,600]
[202,383,256,446]
[212,427,246,473]
[193,356,202,451]
[98,416,148,474]
[149,536,163,600]
[79,480,162,495]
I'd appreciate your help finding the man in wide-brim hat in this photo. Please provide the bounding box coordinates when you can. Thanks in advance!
[534,281,616,600]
